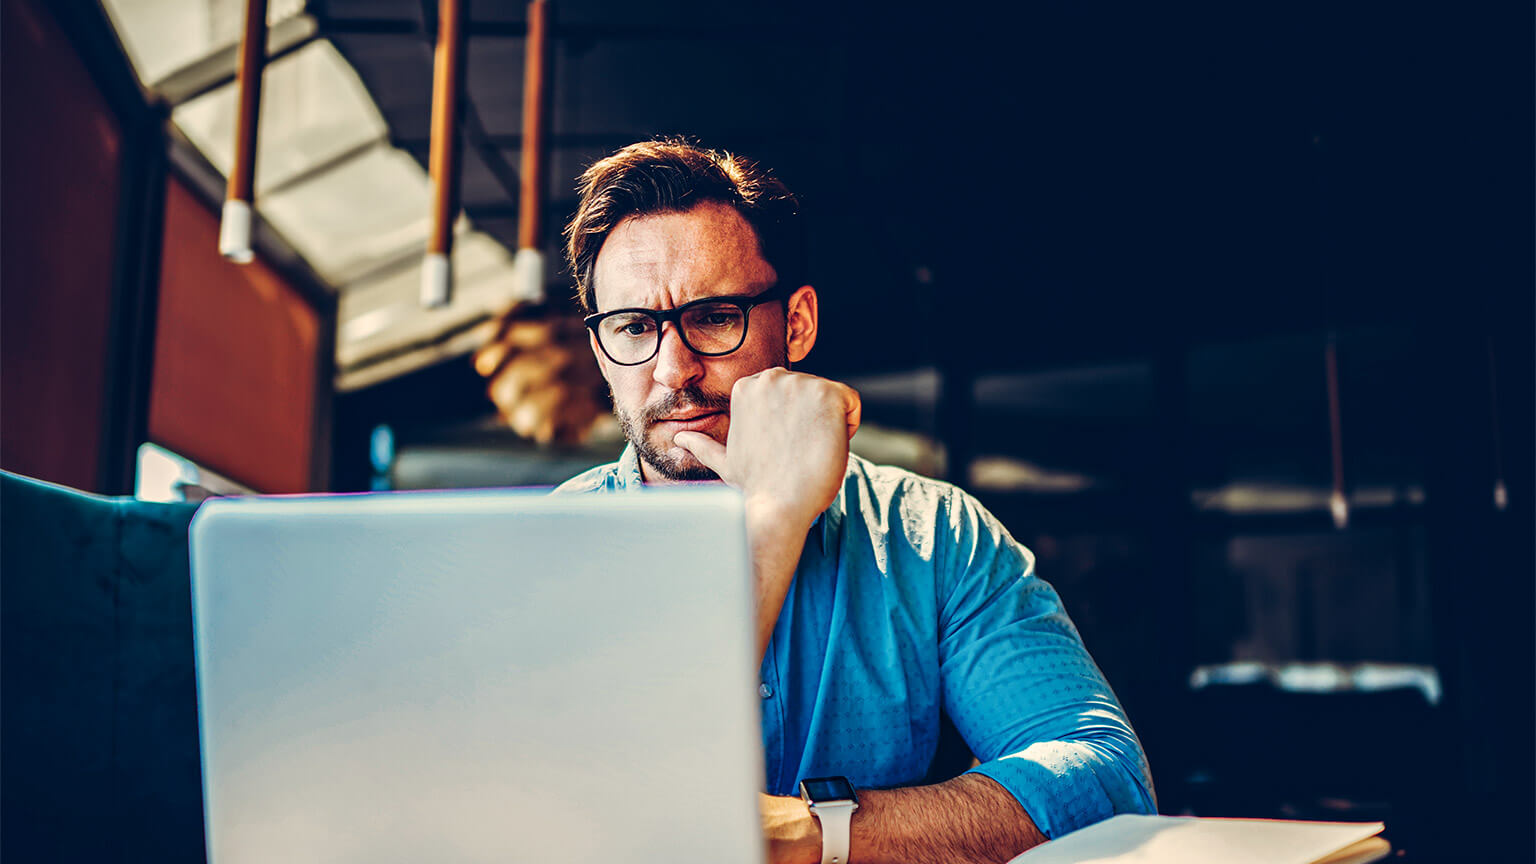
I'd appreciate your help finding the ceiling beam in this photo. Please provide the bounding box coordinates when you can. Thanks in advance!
[316,15,823,41]
[458,106,525,214]
[152,14,319,107]
[261,137,388,197]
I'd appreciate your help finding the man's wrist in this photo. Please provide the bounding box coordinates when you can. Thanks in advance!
[800,777,860,864]
[744,492,817,535]
[796,800,824,864]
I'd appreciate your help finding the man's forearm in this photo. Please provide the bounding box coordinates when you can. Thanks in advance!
[766,774,1047,864]
[746,496,814,662]
[851,774,1046,864]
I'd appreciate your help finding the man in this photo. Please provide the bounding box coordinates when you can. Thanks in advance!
[557,139,1155,863]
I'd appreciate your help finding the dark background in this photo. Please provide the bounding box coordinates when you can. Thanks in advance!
[3,0,1530,860]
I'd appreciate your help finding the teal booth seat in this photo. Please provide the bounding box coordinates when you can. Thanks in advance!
[2,470,206,863]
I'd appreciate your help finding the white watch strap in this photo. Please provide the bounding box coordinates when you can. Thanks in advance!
[810,800,856,864]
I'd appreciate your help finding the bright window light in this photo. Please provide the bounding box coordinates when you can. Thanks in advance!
[135,442,254,502]
[101,0,306,88]
[101,2,531,390]
[257,145,434,284]
[172,39,389,195]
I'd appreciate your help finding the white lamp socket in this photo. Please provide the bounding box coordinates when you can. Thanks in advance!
[219,199,254,263]
[420,252,451,308]
[511,247,546,304]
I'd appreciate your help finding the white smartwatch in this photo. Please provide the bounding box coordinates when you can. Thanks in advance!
[799,776,859,864]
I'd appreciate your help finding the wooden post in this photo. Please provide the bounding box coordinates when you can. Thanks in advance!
[219,0,268,263]
[511,0,550,304]
[422,0,467,308]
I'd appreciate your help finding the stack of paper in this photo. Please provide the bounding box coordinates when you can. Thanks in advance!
[1010,814,1389,864]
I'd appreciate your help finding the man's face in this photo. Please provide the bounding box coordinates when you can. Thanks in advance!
[589,202,792,483]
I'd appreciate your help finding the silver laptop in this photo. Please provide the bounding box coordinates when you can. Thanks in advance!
[189,487,765,864]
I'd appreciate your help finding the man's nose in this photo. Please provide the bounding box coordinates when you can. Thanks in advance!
[652,322,704,390]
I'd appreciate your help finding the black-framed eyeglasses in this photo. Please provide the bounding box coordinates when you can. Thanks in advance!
[583,283,792,366]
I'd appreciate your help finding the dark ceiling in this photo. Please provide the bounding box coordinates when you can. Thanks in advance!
[315,0,1529,377]
[318,0,1531,493]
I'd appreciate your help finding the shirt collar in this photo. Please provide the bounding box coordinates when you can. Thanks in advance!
[613,443,646,490]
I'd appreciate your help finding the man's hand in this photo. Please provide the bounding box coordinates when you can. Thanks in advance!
[472,309,608,444]
[672,369,861,661]
[761,792,821,864]
[672,368,860,523]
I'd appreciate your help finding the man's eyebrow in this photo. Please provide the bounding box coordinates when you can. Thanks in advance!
[606,280,776,311]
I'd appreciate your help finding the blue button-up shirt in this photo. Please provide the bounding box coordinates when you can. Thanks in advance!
[556,446,1156,838]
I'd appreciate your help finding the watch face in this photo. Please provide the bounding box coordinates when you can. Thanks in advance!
[800,776,857,803]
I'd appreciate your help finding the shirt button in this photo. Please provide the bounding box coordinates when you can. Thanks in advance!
[759,683,774,699]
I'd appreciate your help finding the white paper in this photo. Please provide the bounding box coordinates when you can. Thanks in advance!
[1010,814,1385,864]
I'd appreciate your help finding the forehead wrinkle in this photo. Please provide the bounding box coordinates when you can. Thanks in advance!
[592,202,776,311]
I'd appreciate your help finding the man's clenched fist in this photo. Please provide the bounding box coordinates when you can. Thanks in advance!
[672,368,860,525]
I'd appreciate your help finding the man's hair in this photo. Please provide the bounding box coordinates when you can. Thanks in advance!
[564,138,806,313]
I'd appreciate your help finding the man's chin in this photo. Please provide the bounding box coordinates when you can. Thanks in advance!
[646,458,721,483]
[638,440,721,483]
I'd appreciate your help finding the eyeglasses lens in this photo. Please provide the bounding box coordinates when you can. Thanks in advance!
[597,312,659,364]
[597,302,747,363]
[678,303,746,353]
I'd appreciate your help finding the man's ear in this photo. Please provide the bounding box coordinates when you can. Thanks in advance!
[785,285,818,364]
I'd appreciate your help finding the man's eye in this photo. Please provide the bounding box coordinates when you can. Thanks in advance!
[691,308,741,328]
[610,317,655,338]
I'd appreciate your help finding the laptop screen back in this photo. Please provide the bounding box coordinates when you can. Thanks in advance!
[190,487,764,864]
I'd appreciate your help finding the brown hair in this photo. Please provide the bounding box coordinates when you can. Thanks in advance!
[564,138,806,313]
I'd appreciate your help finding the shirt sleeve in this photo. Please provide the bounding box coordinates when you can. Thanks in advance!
[934,487,1157,838]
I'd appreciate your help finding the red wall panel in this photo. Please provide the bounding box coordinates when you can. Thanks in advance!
[0,0,122,491]
[149,178,320,493]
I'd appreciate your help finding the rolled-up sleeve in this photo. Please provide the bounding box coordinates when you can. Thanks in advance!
[936,488,1156,838]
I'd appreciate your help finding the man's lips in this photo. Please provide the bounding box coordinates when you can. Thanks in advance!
[652,411,724,433]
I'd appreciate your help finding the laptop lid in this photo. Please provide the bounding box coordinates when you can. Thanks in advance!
[189,487,764,864]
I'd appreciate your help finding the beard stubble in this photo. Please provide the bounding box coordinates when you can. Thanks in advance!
[617,384,734,481]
